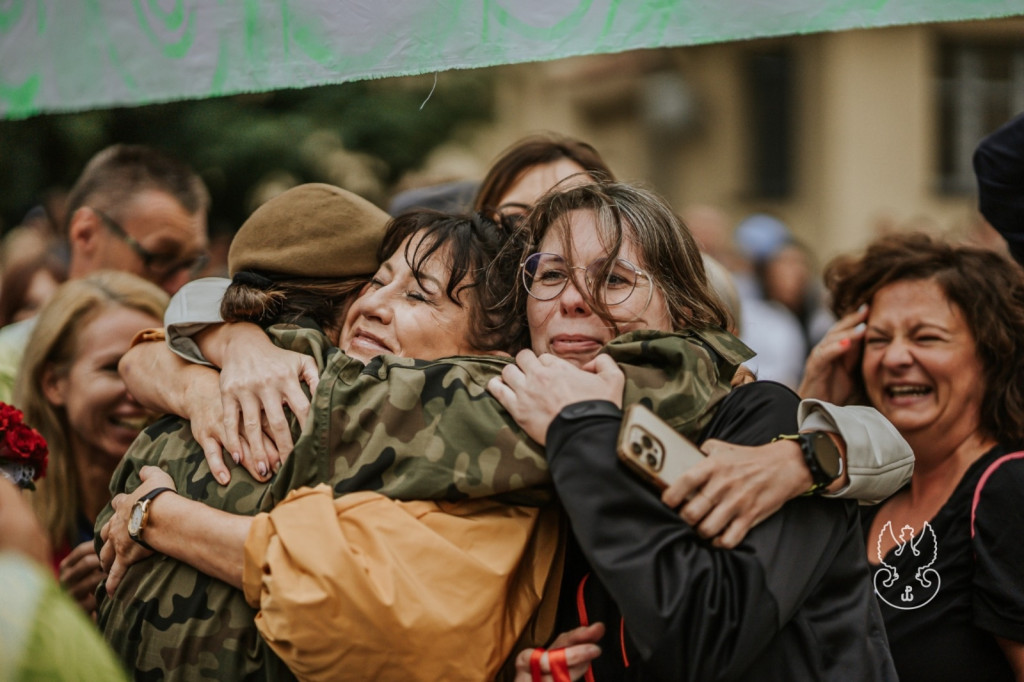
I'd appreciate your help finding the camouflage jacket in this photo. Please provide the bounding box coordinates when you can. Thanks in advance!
[95,322,751,681]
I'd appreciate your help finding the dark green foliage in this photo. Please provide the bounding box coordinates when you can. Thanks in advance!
[0,73,493,234]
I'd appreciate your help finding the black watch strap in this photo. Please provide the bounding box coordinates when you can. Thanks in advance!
[774,432,841,495]
[130,486,175,550]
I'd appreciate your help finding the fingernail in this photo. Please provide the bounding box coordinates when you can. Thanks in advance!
[839,338,850,350]
[257,462,268,477]
[854,322,866,334]
[217,472,229,485]
[857,303,868,313]
[231,452,240,464]
[273,460,281,473]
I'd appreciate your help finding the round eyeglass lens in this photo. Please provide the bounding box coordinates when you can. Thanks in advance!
[583,258,641,305]
[521,253,640,305]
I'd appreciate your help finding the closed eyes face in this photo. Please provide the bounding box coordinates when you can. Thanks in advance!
[338,230,480,363]
[861,277,986,446]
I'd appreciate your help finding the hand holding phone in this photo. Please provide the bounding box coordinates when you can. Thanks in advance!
[617,404,706,490]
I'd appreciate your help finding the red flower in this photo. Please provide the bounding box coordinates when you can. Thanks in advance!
[0,403,48,488]
[0,402,23,432]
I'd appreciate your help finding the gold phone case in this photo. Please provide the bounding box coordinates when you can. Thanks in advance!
[617,404,706,490]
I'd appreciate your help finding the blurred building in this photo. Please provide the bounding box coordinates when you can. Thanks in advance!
[463,16,1024,260]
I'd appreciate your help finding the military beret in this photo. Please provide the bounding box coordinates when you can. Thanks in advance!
[228,183,388,278]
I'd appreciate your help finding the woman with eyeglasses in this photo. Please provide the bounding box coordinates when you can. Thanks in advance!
[490,181,899,681]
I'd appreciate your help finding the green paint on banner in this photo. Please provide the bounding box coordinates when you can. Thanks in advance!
[486,0,593,41]
[601,0,622,41]
[280,0,291,60]
[81,0,139,91]
[146,0,183,25]
[0,0,24,32]
[292,22,335,65]
[244,0,266,75]
[106,39,137,89]
[630,0,675,46]
[0,74,39,112]
[207,0,231,97]
[210,34,230,96]
[132,0,196,59]
[35,0,45,33]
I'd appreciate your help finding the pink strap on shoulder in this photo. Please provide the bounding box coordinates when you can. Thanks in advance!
[971,451,1024,538]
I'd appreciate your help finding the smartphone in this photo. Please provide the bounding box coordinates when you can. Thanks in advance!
[616,404,707,490]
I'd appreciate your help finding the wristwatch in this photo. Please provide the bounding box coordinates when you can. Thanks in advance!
[127,486,175,550]
[774,431,843,495]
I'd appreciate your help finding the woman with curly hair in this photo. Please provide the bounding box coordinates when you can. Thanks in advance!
[800,232,1024,681]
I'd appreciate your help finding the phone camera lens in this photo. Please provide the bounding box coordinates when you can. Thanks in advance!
[645,453,657,467]
[631,442,642,455]
[642,435,653,449]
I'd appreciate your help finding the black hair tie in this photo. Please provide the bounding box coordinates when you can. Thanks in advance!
[232,270,275,289]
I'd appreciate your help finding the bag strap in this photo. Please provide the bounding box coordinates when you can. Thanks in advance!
[971,450,1024,538]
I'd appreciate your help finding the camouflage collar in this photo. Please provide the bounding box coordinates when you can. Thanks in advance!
[603,328,754,377]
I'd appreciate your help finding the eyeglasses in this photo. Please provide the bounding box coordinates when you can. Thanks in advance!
[520,252,653,307]
[91,207,209,280]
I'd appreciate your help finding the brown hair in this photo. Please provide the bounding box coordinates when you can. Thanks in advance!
[221,276,367,340]
[503,181,730,350]
[825,232,1024,443]
[14,271,168,549]
[64,144,209,229]
[473,134,614,213]
[0,251,67,328]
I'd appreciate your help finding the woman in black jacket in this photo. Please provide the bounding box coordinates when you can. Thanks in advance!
[492,181,897,681]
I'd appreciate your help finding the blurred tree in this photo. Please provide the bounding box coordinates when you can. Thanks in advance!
[0,72,493,235]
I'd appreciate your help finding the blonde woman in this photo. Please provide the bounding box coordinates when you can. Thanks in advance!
[15,270,167,614]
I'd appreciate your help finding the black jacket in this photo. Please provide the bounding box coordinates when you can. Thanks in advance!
[548,382,897,681]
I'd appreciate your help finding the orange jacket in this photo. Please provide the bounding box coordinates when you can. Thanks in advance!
[243,484,563,681]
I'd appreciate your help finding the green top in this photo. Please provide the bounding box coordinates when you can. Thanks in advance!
[0,552,128,682]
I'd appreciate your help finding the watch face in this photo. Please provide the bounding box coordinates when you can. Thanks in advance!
[128,502,145,536]
[809,432,842,479]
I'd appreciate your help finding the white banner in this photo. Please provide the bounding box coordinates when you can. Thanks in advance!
[1,0,1022,119]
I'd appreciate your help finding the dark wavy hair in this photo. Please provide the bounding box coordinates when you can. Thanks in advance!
[825,231,1024,444]
[473,134,614,213]
[223,209,524,352]
[382,209,526,353]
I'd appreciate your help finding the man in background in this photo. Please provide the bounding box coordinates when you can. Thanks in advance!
[0,144,210,401]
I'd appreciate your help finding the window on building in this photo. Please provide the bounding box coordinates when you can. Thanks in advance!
[938,39,1024,194]
[745,48,794,199]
